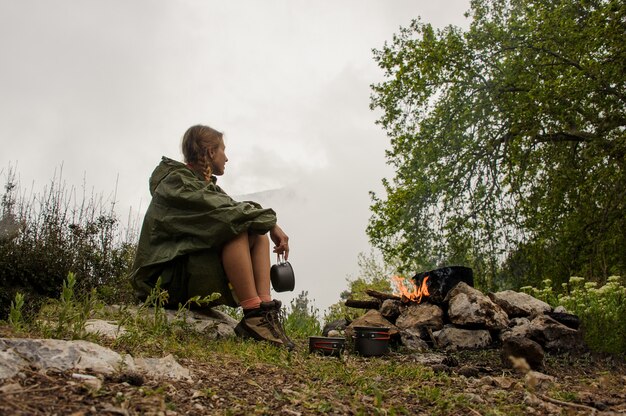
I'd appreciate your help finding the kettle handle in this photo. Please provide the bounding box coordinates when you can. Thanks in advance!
[276,253,287,265]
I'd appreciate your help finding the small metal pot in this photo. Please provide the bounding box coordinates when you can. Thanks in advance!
[270,254,295,292]
[309,336,345,356]
[354,327,390,357]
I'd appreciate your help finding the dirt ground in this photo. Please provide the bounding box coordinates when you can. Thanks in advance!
[1,340,625,416]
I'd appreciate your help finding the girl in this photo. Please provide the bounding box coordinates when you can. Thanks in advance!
[130,124,294,349]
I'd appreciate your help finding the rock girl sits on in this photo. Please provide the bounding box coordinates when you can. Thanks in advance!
[130,124,294,349]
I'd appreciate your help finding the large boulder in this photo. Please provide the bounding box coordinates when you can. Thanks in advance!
[0,338,135,380]
[501,336,545,371]
[446,282,509,330]
[432,326,492,350]
[93,306,238,340]
[0,338,191,381]
[395,302,444,332]
[528,314,586,353]
[488,290,552,317]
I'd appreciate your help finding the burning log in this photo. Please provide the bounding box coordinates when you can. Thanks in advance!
[344,299,381,310]
[392,276,430,303]
[412,266,473,304]
[365,289,402,301]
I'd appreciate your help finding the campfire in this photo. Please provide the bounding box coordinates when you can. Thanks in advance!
[392,275,430,303]
[325,266,586,370]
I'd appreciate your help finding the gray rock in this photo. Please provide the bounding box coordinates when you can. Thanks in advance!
[188,307,239,327]
[545,311,581,330]
[322,318,349,336]
[0,338,191,381]
[96,306,238,340]
[501,336,544,371]
[499,317,532,341]
[447,282,509,330]
[379,299,404,321]
[163,308,238,338]
[399,329,430,352]
[528,314,586,353]
[134,354,191,380]
[346,309,397,339]
[553,305,568,314]
[395,303,444,332]
[0,338,135,379]
[488,290,552,317]
[84,319,128,340]
[0,349,28,380]
[433,326,492,350]
[509,317,531,327]
[408,352,452,367]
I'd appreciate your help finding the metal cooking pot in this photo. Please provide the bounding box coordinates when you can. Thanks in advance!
[270,253,295,292]
[353,326,390,357]
[309,336,345,356]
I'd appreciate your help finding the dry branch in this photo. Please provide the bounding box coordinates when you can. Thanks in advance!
[365,289,401,301]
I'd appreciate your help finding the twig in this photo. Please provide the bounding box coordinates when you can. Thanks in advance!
[426,327,439,349]
[538,394,598,414]
[0,385,63,395]
[467,406,482,416]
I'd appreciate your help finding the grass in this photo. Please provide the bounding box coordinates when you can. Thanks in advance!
[2,169,626,413]
[2,275,626,415]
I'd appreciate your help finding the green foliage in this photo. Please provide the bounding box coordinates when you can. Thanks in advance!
[283,291,322,338]
[324,251,394,325]
[522,275,626,354]
[368,0,626,290]
[8,292,25,331]
[0,167,137,319]
[36,272,102,340]
[108,281,222,354]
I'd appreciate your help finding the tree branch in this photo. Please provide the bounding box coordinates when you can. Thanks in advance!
[533,131,594,144]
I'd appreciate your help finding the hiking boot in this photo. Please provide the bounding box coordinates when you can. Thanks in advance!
[234,301,294,350]
[265,300,296,351]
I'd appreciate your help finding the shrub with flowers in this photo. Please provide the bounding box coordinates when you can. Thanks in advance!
[522,276,626,355]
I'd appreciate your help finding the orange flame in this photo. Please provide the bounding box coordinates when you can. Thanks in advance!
[392,275,430,303]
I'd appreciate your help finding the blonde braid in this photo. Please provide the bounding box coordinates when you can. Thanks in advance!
[181,125,223,181]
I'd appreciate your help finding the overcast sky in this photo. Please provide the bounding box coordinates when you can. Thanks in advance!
[0,0,471,314]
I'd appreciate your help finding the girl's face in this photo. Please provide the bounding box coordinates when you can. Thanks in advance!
[209,142,228,176]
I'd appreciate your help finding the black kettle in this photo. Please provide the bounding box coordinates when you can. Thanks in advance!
[270,253,295,292]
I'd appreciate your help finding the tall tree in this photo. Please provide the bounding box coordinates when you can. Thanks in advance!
[368,0,625,289]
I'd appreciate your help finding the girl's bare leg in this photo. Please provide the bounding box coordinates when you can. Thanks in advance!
[248,233,271,301]
[221,232,259,308]
[225,232,294,349]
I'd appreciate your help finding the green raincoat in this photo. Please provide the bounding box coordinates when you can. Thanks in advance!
[130,157,277,307]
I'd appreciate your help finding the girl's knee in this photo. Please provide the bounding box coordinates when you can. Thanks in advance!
[248,232,269,248]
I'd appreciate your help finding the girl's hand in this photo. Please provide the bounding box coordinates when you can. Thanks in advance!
[270,224,290,260]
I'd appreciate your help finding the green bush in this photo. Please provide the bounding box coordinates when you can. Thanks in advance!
[522,276,626,355]
[0,168,137,319]
[283,291,321,338]
[324,251,394,325]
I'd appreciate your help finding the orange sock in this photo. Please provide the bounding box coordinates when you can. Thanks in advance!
[259,294,272,303]
[240,296,262,310]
